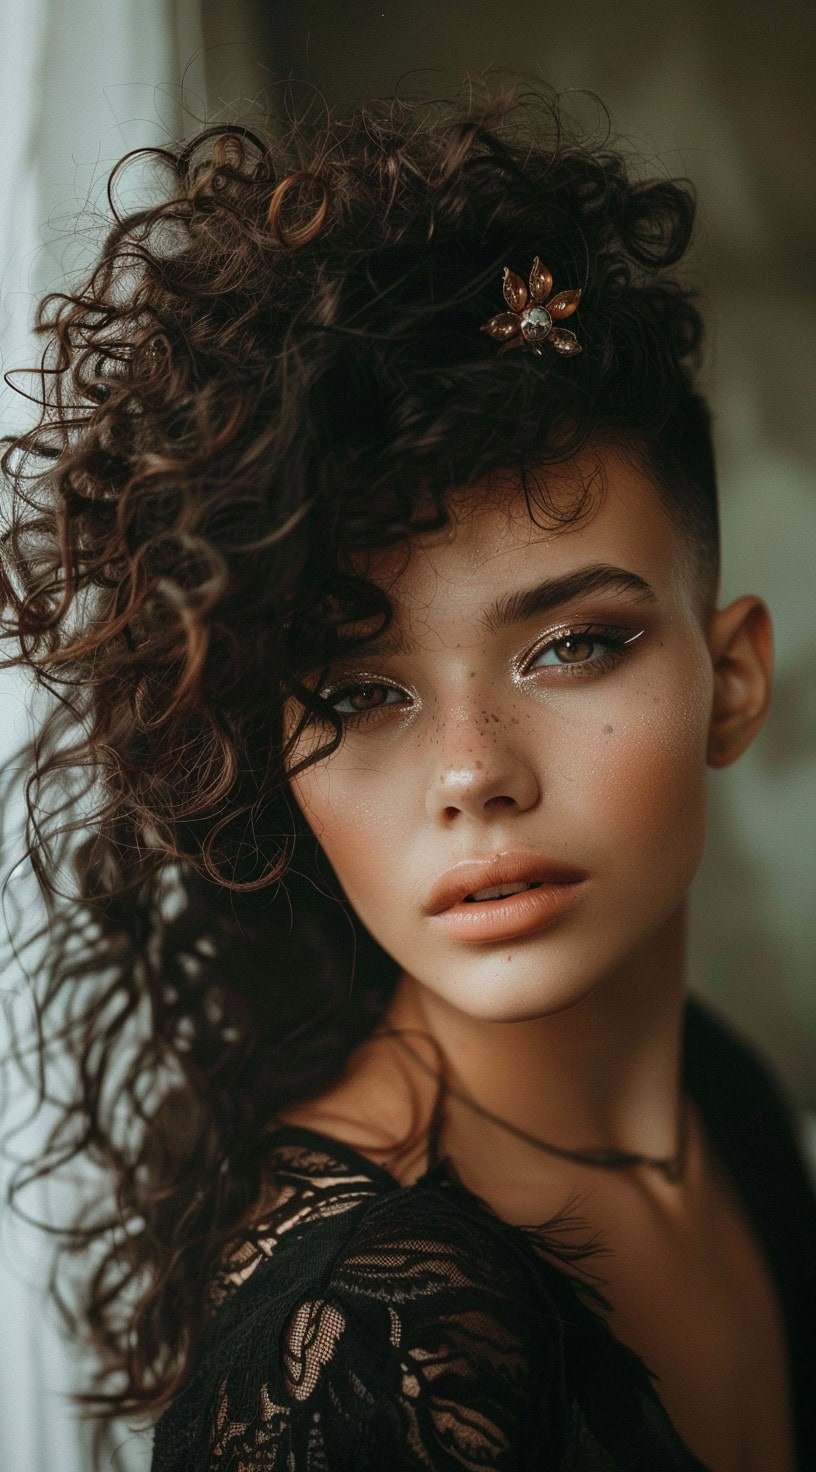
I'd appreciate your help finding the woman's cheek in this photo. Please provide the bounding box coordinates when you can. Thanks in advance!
[589,676,711,877]
[292,764,399,903]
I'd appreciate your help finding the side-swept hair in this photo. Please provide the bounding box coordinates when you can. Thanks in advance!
[0,82,715,1427]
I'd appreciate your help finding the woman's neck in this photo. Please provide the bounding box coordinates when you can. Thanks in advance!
[380,901,691,1195]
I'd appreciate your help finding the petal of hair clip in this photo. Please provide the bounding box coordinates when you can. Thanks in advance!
[502,267,528,312]
[481,312,520,341]
[497,335,525,356]
[547,288,582,320]
[549,328,582,355]
[529,257,554,303]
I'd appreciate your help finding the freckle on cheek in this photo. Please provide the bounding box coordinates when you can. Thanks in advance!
[603,724,613,735]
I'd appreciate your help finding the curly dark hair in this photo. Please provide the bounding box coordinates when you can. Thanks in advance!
[0,82,717,1431]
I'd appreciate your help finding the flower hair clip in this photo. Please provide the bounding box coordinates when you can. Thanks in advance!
[481,258,582,357]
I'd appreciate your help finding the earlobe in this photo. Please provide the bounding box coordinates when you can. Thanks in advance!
[706,596,773,769]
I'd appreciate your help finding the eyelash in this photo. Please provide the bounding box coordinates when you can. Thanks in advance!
[316,623,643,726]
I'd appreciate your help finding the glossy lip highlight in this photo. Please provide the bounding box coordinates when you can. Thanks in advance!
[424,850,588,945]
[425,851,588,915]
[431,880,586,944]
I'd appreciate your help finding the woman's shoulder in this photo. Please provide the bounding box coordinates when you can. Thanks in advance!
[206,1125,402,1313]
[209,1121,587,1320]
[153,1127,582,1472]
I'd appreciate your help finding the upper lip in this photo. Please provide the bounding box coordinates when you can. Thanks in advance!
[425,851,588,915]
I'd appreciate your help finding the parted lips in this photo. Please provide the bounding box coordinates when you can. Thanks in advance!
[480,257,582,357]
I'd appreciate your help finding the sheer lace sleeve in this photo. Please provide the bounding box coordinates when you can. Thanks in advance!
[154,997,816,1472]
[152,1138,710,1472]
[198,1161,585,1471]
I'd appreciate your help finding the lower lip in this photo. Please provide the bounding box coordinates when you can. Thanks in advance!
[431,881,586,943]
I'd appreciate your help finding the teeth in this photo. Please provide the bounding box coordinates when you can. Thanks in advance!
[465,881,540,903]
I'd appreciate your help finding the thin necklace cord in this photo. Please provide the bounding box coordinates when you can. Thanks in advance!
[388,1030,690,1185]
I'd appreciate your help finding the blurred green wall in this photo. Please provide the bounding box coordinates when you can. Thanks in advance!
[202,0,816,1103]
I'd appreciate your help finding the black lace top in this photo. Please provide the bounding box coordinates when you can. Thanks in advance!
[151,998,816,1471]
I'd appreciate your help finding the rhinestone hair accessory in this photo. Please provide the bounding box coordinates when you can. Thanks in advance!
[481,257,582,357]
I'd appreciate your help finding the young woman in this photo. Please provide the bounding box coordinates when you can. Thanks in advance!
[1,87,814,1472]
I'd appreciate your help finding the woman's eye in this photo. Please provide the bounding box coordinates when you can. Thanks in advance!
[527,627,639,674]
[322,682,405,717]
[534,634,603,666]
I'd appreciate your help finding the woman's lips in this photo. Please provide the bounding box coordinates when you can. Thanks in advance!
[430,879,585,943]
[425,851,588,943]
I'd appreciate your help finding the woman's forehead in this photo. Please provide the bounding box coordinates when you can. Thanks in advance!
[352,450,689,619]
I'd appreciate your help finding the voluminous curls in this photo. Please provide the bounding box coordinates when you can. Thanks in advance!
[0,84,708,1429]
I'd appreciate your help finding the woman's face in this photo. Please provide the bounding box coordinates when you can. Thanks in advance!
[287,448,717,1022]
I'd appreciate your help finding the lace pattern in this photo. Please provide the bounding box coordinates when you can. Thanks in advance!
[150,997,816,1471]
[153,1128,710,1471]
[208,1140,388,1311]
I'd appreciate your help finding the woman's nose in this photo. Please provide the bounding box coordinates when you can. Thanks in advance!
[425,706,540,824]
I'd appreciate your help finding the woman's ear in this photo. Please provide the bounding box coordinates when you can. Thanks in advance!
[706,595,773,769]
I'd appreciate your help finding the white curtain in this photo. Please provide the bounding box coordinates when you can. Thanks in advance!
[0,6,205,1470]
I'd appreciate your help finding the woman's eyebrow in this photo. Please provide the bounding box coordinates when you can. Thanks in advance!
[346,563,658,658]
[479,562,658,634]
